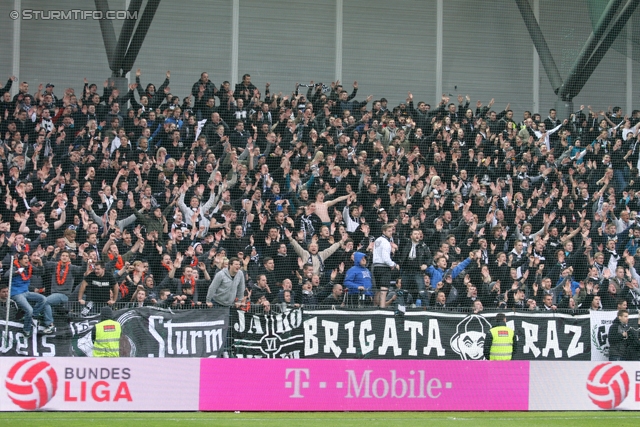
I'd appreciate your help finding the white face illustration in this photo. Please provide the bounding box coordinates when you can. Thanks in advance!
[452,331,486,360]
[450,315,492,360]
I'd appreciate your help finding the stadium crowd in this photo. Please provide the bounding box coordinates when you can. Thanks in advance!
[1,69,640,337]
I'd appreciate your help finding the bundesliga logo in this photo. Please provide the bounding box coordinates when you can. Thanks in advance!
[586,362,630,409]
[5,359,58,410]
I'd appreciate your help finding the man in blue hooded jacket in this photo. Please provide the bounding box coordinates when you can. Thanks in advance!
[343,252,373,305]
[426,252,475,288]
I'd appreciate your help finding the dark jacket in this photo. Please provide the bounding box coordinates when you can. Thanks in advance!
[191,79,217,101]
[608,317,639,361]
[133,208,166,238]
[397,239,429,272]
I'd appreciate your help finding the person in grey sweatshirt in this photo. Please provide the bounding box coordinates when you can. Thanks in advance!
[206,258,245,308]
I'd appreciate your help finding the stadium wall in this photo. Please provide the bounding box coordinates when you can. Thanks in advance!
[0,0,637,115]
[1,358,639,411]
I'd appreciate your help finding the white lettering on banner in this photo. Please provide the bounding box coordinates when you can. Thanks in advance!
[304,317,318,356]
[264,338,277,351]
[303,314,588,360]
[345,370,451,399]
[276,309,302,333]
[0,331,14,353]
[1,323,27,355]
[423,319,445,356]
[523,320,583,359]
[235,309,301,334]
[589,311,617,361]
[190,331,203,353]
[40,336,55,357]
[521,321,541,357]
[15,333,28,356]
[148,315,165,357]
[0,322,56,356]
[232,309,304,359]
[359,320,375,355]
[542,320,562,358]
[148,317,224,357]
[248,316,264,335]
[344,321,356,354]
[69,319,97,335]
[176,331,188,355]
[378,318,402,356]
[404,320,423,357]
[564,325,584,358]
[306,317,380,357]
[234,311,246,333]
[322,320,342,357]
[285,368,310,398]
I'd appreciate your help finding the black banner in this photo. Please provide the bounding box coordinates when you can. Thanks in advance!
[302,310,591,360]
[0,307,591,359]
[231,308,304,358]
[0,307,229,358]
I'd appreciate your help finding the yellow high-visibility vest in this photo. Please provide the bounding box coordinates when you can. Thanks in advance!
[489,325,514,360]
[93,319,121,357]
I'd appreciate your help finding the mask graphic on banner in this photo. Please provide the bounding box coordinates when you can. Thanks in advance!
[450,315,492,360]
[586,363,630,409]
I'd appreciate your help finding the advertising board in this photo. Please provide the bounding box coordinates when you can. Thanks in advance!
[199,359,529,411]
[0,358,200,411]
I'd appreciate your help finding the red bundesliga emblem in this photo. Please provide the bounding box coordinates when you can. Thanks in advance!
[103,325,116,332]
[498,331,508,337]
[586,363,630,409]
[5,359,58,410]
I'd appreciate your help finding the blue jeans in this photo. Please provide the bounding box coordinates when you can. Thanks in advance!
[12,292,53,332]
[44,293,69,323]
[402,272,426,300]
[613,170,627,194]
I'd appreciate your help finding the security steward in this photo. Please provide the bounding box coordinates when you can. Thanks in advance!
[483,313,517,360]
[92,306,122,357]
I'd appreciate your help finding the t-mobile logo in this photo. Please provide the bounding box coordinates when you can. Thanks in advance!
[284,368,310,398]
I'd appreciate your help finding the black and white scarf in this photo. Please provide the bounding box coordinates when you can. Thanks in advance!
[301,215,315,244]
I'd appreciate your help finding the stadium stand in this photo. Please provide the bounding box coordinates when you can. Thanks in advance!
[1,70,640,360]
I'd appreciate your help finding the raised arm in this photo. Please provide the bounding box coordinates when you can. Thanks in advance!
[324,193,350,209]
[284,228,309,259]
